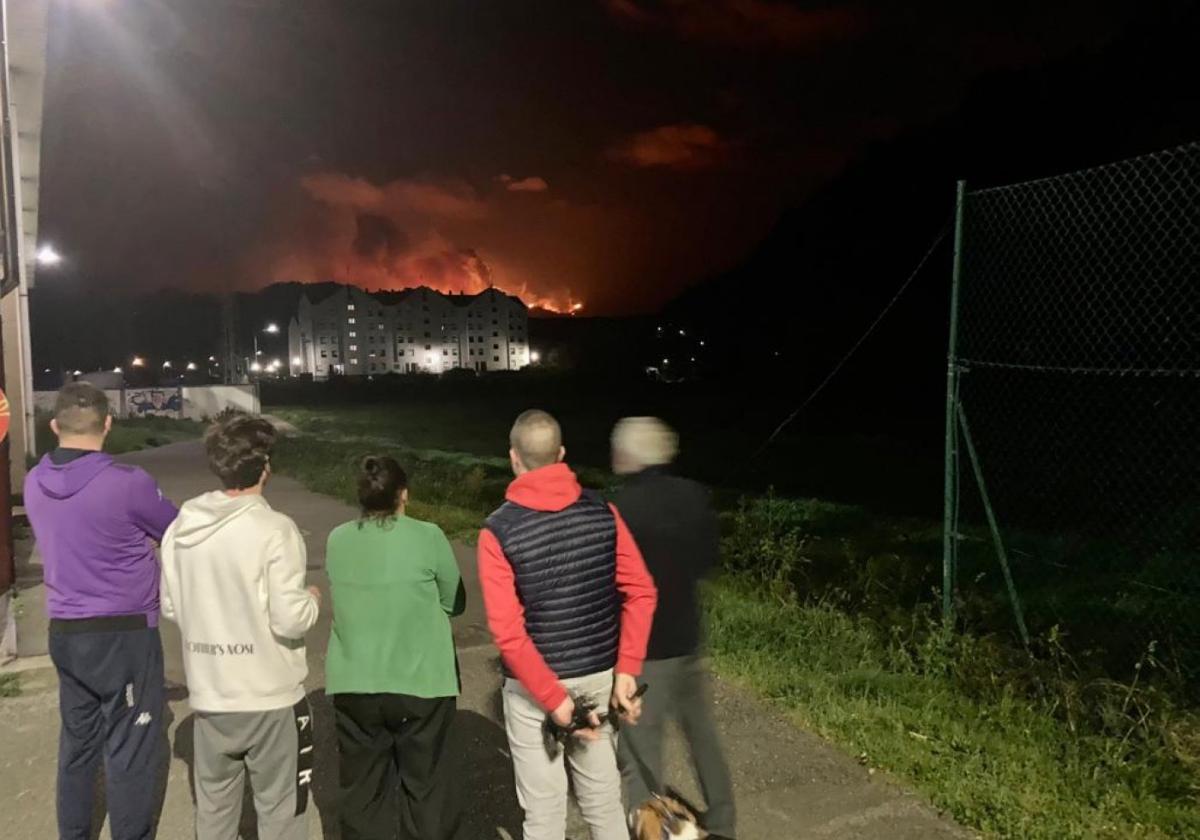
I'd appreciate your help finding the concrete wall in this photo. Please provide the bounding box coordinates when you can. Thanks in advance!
[180,385,259,420]
[34,385,260,422]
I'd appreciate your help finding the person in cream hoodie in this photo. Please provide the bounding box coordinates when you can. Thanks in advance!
[160,414,321,840]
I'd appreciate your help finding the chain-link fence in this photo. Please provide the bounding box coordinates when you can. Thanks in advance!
[944,143,1200,679]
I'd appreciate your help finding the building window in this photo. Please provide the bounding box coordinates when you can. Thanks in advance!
[424,344,431,351]
[320,351,328,359]
[493,343,500,350]
[332,351,339,358]
[493,331,499,337]
[350,358,359,365]
[493,356,500,362]
[348,317,357,324]
[443,349,449,356]
[349,331,357,338]
[347,304,355,311]
[320,336,327,344]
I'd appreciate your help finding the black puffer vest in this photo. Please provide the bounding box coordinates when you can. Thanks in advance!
[486,489,620,679]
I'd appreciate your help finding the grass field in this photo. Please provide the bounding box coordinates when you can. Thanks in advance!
[33,413,205,461]
[268,399,1200,839]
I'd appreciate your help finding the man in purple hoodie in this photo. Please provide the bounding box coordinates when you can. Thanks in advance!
[24,383,179,840]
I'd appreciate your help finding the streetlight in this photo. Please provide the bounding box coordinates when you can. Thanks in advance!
[291,356,302,366]
[131,356,145,367]
[35,244,62,266]
[162,361,172,369]
[186,362,197,371]
[113,366,122,373]
[264,323,280,334]
[530,351,541,363]
[250,361,262,373]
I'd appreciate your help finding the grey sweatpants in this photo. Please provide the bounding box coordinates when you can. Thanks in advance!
[193,698,314,840]
[618,656,737,837]
[502,670,627,840]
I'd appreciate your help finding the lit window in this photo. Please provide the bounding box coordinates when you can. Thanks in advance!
[349,344,358,351]
[347,304,355,311]
[350,358,358,365]
[348,317,356,324]
[349,331,357,338]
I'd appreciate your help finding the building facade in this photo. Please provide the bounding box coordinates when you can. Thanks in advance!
[288,285,531,378]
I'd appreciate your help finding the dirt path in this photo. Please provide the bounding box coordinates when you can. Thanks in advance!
[0,440,970,839]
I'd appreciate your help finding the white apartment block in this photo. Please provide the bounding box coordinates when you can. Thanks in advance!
[288,285,531,378]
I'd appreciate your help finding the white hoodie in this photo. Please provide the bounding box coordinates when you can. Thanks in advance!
[160,491,319,713]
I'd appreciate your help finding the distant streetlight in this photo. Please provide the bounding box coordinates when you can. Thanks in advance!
[250,361,262,373]
[679,329,686,336]
[530,351,541,363]
[208,355,216,362]
[162,361,172,369]
[291,356,302,365]
[186,362,197,371]
[113,366,122,373]
[72,369,81,376]
[35,244,63,266]
[131,356,145,367]
[264,323,280,334]
[662,358,669,365]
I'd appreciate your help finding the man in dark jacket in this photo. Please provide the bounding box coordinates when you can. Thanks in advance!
[611,417,737,840]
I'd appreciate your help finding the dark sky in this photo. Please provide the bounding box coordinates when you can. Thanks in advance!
[38,0,1140,315]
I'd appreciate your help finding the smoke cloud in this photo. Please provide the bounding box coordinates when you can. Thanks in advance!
[608,123,729,170]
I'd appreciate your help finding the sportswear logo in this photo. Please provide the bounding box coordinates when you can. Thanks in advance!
[125,683,135,708]
[297,768,313,787]
[135,712,153,726]
[297,714,311,731]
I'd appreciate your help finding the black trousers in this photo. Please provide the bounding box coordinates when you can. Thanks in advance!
[48,617,165,840]
[334,693,461,840]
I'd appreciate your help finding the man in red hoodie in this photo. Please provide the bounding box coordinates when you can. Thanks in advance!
[479,409,658,840]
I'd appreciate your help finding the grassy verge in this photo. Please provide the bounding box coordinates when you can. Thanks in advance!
[270,413,1200,838]
[0,673,19,698]
[33,413,205,459]
[706,578,1200,839]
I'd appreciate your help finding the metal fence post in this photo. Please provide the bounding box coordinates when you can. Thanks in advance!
[942,180,966,623]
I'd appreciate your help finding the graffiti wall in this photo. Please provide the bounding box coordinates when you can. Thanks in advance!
[125,388,183,418]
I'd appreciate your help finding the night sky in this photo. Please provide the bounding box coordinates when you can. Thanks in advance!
[38,0,1141,315]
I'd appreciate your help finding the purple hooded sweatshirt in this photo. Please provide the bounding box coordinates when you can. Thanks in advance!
[24,451,179,625]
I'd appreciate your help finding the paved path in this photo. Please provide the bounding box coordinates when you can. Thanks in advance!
[0,441,970,839]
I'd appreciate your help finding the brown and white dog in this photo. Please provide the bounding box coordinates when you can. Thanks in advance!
[630,791,708,840]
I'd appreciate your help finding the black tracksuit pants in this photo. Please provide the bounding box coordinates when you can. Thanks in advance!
[48,616,165,840]
[334,693,461,840]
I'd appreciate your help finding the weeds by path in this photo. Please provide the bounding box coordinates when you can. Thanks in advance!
[0,674,20,698]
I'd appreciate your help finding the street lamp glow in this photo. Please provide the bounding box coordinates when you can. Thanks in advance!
[72,370,82,376]
[131,356,145,367]
[162,361,172,369]
[208,355,216,362]
[113,366,122,373]
[186,362,197,371]
[530,351,541,363]
[250,361,262,373]
[36,244,63,266]
[264,323,280,334]
[292,356,302,365]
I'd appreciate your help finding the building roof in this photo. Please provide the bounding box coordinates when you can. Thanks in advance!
[299,282,526,310]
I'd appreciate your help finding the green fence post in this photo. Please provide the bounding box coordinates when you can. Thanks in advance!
[956,402,1032,647]
[942,180,966,623]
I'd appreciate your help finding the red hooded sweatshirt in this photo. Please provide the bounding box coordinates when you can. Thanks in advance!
[478,462,658,712]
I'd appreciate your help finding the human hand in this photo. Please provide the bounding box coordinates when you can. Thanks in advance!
[612,673,643,724]
[307,585,322,604]
[551,694,603,741]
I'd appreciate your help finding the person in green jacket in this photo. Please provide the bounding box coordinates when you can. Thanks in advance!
[326,455,466,840]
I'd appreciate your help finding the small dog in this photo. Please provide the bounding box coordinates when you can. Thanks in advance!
[630,790,708,840]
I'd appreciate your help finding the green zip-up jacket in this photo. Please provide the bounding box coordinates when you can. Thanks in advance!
[325,515,464,698]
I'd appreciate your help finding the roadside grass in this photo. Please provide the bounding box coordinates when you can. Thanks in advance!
[0,673,19,698]
[706,579,1200,840]
[269,408,1200,838]
[33,413,205,458]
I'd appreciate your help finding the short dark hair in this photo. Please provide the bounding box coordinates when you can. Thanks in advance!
[358,455,407,525]
[510,409,562,470]
[54,383,109,436]
[205,415,276,490]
